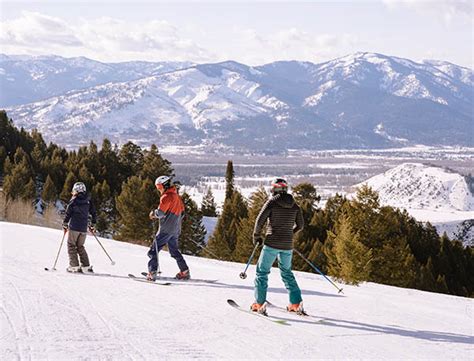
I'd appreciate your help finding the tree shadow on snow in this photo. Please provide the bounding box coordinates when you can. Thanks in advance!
[162,279,343,298]
[280,315,473,345]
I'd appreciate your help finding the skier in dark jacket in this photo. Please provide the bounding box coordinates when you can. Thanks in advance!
[62,182,97,273]
[251,178,304,314]
[147,175,190,281]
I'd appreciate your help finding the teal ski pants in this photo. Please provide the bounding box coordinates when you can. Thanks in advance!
[254,245,302,305]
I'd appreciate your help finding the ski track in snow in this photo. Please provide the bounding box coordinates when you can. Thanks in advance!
[1,222,473,360]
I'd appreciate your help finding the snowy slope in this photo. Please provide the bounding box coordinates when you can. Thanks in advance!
[1,222,473,360]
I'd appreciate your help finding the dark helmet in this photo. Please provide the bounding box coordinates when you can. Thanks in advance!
[271,178,288,194]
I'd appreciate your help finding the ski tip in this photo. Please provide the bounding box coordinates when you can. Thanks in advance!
[227,299,237,306]
[128,273,136,278]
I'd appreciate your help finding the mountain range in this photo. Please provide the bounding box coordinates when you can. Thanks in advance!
[2,52,472,151]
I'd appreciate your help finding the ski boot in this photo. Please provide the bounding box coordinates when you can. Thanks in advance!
[175,269,190,280]
[81,265,94,273]
[287,302,307,316]
[146,271,157,281]
[250,302,267,315]
[66,266,81,273]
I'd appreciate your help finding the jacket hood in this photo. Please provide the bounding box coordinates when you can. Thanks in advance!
[164,186,178,195]
[73,192,89,204]
[272,193,295,208]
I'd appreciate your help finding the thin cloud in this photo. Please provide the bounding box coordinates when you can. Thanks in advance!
[1,12,213,63]
[382,0,473,24]
[0,11,83,47]
[228,28,361,65]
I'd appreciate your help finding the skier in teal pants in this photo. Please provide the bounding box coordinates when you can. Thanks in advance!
[251,178,304,314]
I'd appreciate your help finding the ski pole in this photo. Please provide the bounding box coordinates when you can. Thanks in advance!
[239,243,259,279]
[293,248,343,294]
[89,227,116,265]
[188,237,222,260]
[46,230,67,271]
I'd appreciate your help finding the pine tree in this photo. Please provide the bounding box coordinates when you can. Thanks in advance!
[3,158,35,200]
[42,175,57,204]
[140,144,173,182]
[436,275,449,294]
[30,129,47,176]
[206,189,248,261]
[307,239,327,274]
[115,176,159,244]
[0,146,7,175]
[3,157,13,176]
[99,139,121,193]
[233,187,268,263]
[119,142,144,180]
[23,178,36,200]
[201,187,217,217]
[60,171,77,202]
[292,182,321,271]
[180,192,207,255]
[330,215,373,284]
[225,160,234,201]
[418,257,437,292]
[78,164,95,192]
[92,180,112,235]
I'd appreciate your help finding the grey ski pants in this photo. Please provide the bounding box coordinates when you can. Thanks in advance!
[67,230,90,267]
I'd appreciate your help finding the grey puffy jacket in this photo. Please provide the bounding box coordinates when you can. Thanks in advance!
[253,193,304,250]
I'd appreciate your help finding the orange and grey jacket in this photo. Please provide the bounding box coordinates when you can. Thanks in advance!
[153,187,185,235]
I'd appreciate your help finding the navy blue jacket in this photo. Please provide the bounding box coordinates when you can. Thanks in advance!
[63,192,97,233]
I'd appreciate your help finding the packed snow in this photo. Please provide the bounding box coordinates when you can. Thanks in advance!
[1,222,472,360]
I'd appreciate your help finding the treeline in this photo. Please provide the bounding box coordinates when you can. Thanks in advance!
[1,110,472,297]
[0,110,207,252]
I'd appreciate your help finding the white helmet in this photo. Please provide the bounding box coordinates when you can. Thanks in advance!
[155,175,171,188]
[72,182,86,194]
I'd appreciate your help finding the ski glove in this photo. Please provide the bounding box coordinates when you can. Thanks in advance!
[149,210,158,220]
[89,224,96,233]
[62,223,68,232]
[253,236,264,246]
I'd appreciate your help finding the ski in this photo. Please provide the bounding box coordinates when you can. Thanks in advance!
[140,271,218,284]
[128,274,172,286]
[45,267,112,276]
[266,301,329,323]
[227,299,289,326]
[68,271,113,277]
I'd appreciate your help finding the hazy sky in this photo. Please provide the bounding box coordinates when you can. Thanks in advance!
[1,1,472,67]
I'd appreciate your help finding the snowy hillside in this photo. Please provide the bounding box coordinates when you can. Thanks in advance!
[0,54,192,107]
[5,52,473,150]
[1,222,473,360]
[358,163,474,212]
[356,163,474,245]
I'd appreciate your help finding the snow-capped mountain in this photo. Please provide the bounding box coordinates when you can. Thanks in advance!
[1,222,472,360]
[3,52,473,150]
[358,163,474,212]
[0,54,192,107]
